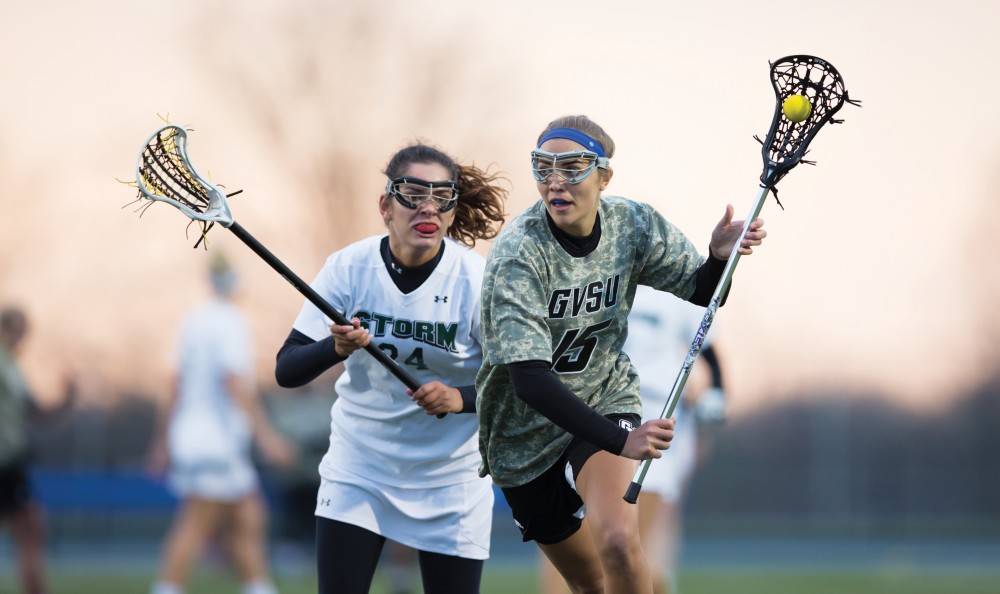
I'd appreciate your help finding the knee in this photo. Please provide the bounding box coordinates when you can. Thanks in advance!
[564,576,604,594]
[595,524,642,568]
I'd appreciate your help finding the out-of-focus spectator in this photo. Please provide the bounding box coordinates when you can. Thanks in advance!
[1,305,76,594]
[147,255,295,594]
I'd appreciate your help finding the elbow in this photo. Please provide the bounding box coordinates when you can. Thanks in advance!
[274,370,295,389]
[273,357,301,389]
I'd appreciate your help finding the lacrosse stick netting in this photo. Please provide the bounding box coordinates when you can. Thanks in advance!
[624,55,859,504]
[130,124,423,394]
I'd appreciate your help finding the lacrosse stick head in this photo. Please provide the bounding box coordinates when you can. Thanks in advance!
[759,55,857,188]
[134,125,234,234]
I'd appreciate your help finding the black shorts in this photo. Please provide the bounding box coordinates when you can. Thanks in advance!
[0,458,33,516]
[499,413,640,545]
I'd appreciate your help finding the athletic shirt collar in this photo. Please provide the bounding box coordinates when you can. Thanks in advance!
[545,211,602,258]
[379,236,445,294]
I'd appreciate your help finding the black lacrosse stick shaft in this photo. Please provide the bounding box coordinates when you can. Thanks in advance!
[227,222,423,393]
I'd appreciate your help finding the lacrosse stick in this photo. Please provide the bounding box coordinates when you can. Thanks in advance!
[624,55,860,504]
[130,124,431,403]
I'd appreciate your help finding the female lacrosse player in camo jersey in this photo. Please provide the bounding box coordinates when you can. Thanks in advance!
[476,115,766,594]
[275,143,506,594]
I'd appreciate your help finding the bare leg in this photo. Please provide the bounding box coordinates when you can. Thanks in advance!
[537,548,572,594]
[574,452,652,594]
[537,519,604,594]
[227,493,273,585]
[157,498,225,586]
[7,502,50,594]
[637,493,680,594]
[385,541,418,594]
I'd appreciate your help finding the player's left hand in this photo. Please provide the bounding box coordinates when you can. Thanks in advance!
[694,387,727,425]
[709,204,767,259]
[409,381,463,416]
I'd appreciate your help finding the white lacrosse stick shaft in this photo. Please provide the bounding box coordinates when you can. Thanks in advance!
[624,181,771,504]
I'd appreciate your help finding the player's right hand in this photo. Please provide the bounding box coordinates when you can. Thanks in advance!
[620,417,675,460]
[145,439,170,477]
[259,430,297,468]
[330,317,372,357]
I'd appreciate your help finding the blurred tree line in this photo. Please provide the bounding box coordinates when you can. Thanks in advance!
[688,374,1000,539]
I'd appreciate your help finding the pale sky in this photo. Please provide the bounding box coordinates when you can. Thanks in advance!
[1,0,997,414]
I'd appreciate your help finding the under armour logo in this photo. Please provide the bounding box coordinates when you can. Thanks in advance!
[319,498,331,506]
[434,296,448,303]
[619,419,635,432]
[390,262,403,274]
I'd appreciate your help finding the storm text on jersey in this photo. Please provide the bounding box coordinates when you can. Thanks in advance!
[353,310,459,353]
[547,274,621,319]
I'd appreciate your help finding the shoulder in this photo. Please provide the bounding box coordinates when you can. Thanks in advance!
[181,300,248,338]
[325,235,383,265]
[442,238,486,279]
[488,201,548,261]
[210,300,250,328]
[328,233,385,259]
[601,195,657,227]
[444,238,485,265]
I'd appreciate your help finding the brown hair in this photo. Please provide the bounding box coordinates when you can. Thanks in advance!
[383,144,507,247]
[536,115,617,158]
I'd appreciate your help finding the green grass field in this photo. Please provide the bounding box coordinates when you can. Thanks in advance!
[3,567,998,594]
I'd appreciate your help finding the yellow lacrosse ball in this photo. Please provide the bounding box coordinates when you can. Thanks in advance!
[782,94,812,123]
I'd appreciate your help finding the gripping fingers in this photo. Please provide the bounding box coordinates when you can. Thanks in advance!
[331,319,372,356]
[410,382,455,416]
[740,218,767,252]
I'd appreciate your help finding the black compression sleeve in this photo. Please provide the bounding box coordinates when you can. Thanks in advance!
[457,385,477,413]
[507,360,628,455]
[700,344,725,389]
[274,329,346,388]
[690,251,730,306]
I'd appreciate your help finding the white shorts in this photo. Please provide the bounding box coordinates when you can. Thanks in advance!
[639,410,697,502]
[314,475,494,560]
[167,418,257,502]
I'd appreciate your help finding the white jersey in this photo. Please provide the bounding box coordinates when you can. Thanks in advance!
[625,285,715,421]
[624,285,714,500]
[169,298,257,500]
[293,236,485,489]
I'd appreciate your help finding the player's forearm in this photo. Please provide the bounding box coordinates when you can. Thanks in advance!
[456,385,477,413]
[700,344,725,389]
[151,377,179,441]
[689,251,730,306]
[226,374,276,439]
[275,329,346,388]
[507,360,628,455]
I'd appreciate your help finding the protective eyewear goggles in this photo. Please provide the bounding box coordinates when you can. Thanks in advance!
[530,149,610,185]
[386,176,458,212]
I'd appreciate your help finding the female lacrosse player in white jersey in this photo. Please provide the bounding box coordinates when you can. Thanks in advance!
[477,115,765,594]
[275,143,506,594]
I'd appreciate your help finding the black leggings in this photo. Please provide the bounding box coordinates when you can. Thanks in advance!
[315,516,484,594]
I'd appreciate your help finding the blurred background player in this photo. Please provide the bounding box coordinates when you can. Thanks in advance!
[147,254,296,594]
[0,305,76,594]
[539,284,728,594]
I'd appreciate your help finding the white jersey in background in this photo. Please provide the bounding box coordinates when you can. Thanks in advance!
[625,284,716,500]
[169,298,256,500]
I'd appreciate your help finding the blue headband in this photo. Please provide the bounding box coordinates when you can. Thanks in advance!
[537,127,606,158]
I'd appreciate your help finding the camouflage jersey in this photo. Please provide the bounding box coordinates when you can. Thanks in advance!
[476,196,706,488]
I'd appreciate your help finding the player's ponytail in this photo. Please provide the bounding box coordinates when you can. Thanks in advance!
[450,163,507,247]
